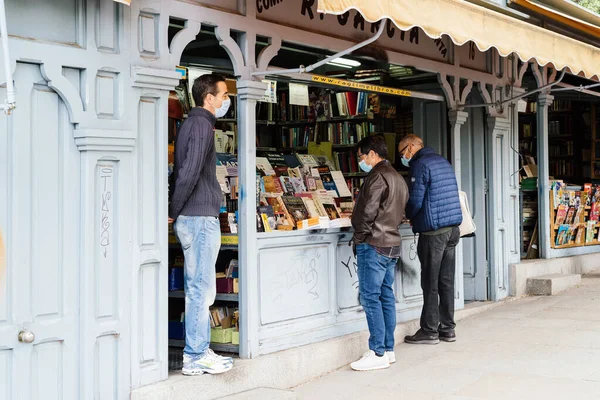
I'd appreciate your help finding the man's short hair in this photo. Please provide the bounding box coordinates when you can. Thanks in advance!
[356,135,388,159]
[192,74,226,107]
[398,134,424,151]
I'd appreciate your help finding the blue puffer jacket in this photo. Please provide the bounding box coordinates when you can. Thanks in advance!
[406,147,462,234]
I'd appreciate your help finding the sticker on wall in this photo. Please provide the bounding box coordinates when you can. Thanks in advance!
[261,79,277,103]
[289,83,309,106]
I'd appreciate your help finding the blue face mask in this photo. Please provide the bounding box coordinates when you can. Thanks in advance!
[401,156,411,168]
[359,159,372,173]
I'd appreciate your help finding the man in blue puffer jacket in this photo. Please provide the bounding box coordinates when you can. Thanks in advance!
[398,134,462,345]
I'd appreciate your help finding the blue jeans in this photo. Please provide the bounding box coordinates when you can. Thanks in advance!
[174,216,221,358]
[356,243,398,356]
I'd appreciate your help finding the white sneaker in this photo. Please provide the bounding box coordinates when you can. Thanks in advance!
[206,348,233,364]
[182,352,233,375]
[183,350,233,366]
[386,351,396,364]
[350,350,390,371]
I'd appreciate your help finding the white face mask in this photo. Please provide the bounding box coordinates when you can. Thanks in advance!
[215,98,231,119]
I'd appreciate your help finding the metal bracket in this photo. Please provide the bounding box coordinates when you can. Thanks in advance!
[251,20,386,78]
[460,69,566,113]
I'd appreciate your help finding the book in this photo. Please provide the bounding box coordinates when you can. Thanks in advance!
[282,196,310,225]
[256,157,276,176]
[261,193,292,228]
[586,220,596,243]
[290,177,306,193]
[258,205,276,232]
[331,170,353,198]
[317,166,338,195]
[216,153,238,176]
[297,154,319,169]
[313,191,341,220]
[300,197,321,218]
[591,201,600,221]
[554,205,567,225]
[565,206,575,225]
[262,176,284,193]
[575,224,585,244]
[279,176,296,194]
[556,224,570,246]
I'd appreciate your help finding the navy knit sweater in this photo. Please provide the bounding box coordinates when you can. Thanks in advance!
[406,147,462,234]
[169,107,221,220]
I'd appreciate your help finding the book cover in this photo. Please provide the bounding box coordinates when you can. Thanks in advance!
[266,152,288,168]
[318,167,338,196]
[282,196,310,225]
[216,153,238,176]
[554,205,567,225]
[556,224,570,246]
[310,168,326,190]
[288,167,303,179]
[256,213,264,233]
[305,175,317,191]
[331,170,353,198]
[283,154,302,168]
[262,176,284,193]
[256,157,276,176]
[297,154,319,169]
[301,197,321,218]
[591,201,600,221]
[345,92,358,116]
[258,205,276,232]
[586,220,596,243]
[263,195,295,228]
[279,176,296,194]
[573,205,584,224]
[575,224,585,244]
[260,213,272,232]
[565,206,575,225]
[290,177,306,193]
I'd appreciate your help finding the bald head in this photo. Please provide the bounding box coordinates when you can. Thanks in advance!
[398,134,424,161]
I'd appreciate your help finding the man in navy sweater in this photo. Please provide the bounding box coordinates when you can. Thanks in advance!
[168,74,233,375]
[398,134,462,345]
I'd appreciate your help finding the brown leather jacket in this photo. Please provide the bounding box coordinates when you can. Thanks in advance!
[351,160,409,247]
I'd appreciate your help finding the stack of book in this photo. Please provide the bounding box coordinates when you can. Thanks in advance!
[256,153,355,232]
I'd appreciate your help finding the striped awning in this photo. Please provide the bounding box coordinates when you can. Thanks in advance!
[317,0,600,80]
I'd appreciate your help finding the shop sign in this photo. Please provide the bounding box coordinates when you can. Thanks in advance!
[455,41,487,72]
[256,0,451,63]
[311,75,412,97]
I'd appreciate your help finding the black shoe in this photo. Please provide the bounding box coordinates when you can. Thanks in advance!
[404,329,439,345]
[439,331,456,342]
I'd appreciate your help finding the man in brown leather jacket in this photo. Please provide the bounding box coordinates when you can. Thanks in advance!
[350,135,409,371]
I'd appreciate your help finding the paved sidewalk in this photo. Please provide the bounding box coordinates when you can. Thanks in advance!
[294,272,600,400]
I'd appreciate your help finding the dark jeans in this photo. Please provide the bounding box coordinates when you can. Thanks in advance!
[356,243,398,355]
[417,226,461,335]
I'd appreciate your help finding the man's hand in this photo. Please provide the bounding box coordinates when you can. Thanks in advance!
[168,218,175,224]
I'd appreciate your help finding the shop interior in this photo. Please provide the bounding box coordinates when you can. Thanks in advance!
[518,73,600,259]
[165,21,451,368]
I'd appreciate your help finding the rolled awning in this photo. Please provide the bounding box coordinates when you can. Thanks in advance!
[317,0,600,80]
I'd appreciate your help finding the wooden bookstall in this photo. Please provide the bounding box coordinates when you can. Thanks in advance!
[549,189,600,249]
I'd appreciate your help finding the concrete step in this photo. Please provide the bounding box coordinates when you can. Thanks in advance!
[526,273,581,296]
[219,388,296,400]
